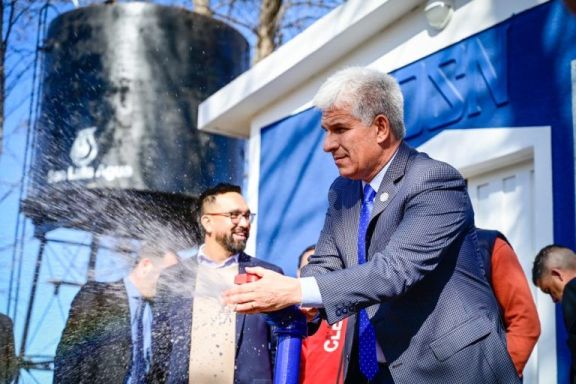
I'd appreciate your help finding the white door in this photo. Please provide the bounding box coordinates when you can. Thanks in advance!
[467,159,538,384]
[419,126,554,383]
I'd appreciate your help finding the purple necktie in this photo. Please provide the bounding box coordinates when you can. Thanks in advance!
[357,184,378,380]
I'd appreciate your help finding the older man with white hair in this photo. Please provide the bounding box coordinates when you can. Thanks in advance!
[224,67,520,383]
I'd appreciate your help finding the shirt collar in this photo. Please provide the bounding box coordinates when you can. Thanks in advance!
[197,244,239,269]
[362,147,400,192]
[123,276,142,299]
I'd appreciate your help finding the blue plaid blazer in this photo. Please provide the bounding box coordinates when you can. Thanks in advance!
[302,142,520,383]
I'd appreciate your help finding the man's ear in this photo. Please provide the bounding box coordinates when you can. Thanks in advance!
[200,214,212,235]
[551,268,565,281]
[373,114,391,144]
[136,258,153,277]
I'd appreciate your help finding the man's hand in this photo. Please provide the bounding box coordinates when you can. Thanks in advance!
[300,306,319,322]
[223,266,302,314]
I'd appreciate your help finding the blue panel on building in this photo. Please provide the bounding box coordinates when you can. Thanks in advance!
[257,109,338,276]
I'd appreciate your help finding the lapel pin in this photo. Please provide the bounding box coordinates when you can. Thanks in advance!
[380,192,389,202]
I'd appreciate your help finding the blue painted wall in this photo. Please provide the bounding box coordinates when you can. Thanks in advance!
[257,109,336,274]
[258,1,576,381]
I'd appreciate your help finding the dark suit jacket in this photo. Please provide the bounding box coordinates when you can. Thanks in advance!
[0,313,16,384]
[302,142,520,383]
[53,281,132,384]
[563,278,576,384]
[151,252,281,384]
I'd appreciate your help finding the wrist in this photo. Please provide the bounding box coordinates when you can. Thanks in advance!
[293,277,303,305]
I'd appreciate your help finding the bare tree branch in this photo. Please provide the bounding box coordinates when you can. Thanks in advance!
[254,0,282,63]
[5,92,31,120]
[0,183,18,205]
[193,0,213,16]
[6,60,36,97]
[2,1,19,48]
[212,13,257,33]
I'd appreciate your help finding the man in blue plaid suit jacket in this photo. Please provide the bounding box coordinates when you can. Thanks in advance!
[224,67,521,383]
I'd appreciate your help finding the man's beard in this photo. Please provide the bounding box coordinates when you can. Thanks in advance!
[216,231,247,254]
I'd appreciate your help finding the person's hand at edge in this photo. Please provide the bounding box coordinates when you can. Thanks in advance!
[223,266,302,314]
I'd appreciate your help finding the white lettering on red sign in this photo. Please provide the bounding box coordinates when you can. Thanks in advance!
[323,320,343,352]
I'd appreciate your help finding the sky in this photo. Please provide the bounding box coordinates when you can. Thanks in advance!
[0,3,75,381]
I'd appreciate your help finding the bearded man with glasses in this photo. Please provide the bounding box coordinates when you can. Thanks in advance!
[151,183,282,384]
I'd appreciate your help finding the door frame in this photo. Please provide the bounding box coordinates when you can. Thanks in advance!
[418,126,554,384]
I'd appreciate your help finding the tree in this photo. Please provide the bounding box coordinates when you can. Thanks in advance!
[255,0,282,63]
[1,1,54,158]
[193,0,213,17]
[195,0,345,64]
[0,0,344,151]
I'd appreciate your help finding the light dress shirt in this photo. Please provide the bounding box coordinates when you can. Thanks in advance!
[300,148,399,362]
[124,276,152,383]
[197,244,239,268]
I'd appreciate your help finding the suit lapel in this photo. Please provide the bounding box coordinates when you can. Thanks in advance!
[106,281,132,342]
[342,143,412,268]
[342,182,363,268]
[365,143,412,318]
[370,142,412,220]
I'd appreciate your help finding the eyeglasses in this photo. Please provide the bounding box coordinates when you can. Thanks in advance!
[204,211,256,224]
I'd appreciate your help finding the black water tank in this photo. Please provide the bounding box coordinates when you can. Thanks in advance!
[23,3,248,239]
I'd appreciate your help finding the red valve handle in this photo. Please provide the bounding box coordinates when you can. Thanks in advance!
[234,273,260,285]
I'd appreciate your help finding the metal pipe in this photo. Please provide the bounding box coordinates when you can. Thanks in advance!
[15,232,48,384]
[86,235,100,282]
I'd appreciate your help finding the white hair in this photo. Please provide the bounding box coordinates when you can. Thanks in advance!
[312,67,405,139]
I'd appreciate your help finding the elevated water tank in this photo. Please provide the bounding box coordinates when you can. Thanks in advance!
[22,3,249,240]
